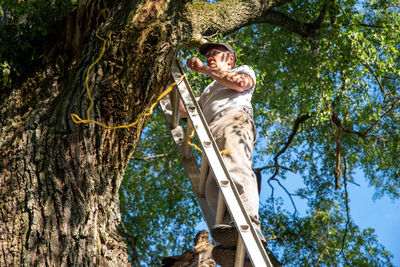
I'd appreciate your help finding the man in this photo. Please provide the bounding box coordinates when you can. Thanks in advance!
[182,43,266,266]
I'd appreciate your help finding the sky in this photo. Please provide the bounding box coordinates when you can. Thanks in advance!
[348,175,400,266]
[262,170,400,266]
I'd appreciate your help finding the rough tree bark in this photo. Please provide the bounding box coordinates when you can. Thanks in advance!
[0,0,319,265]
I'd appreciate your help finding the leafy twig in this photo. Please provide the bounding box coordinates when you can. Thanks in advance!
[362,97,400,135]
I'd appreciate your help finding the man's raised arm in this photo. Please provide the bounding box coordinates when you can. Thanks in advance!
[187,57,254,92]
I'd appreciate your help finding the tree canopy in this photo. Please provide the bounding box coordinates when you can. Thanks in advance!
[1,0,399,266]
[118,0,400,265]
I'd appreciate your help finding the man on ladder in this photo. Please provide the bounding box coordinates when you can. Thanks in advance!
[180,42,267,266]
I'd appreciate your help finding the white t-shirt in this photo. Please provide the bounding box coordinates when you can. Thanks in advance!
[198,65,256,123]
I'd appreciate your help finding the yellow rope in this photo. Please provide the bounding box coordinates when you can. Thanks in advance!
[71,74,186,129]
[220,148,232,154]
[187,129,232,155]
[70,7,187,130]
[187,129,203,153]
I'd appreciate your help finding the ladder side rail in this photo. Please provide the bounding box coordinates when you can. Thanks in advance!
[169,80,180,129]
[199,154,208,195]
[183,119,194,159]
[159,96,216,230]
[172,61,273,267]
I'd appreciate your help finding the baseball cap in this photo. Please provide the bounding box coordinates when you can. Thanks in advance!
[199,42,237,66]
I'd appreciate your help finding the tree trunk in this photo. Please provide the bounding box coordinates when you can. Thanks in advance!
[0,1,181,265]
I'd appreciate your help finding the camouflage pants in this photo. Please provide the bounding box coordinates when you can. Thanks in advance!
[203,107,261,229]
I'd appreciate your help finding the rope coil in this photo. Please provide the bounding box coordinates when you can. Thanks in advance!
[71,75,186,129]
[70,7,187,130]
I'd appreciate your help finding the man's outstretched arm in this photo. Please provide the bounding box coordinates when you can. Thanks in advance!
[187,58,254,92]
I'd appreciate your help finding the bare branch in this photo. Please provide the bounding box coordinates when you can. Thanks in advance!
[257,167,298,215]
[258,113,311,215]
[274,114,311,162]
[341,127,366,140]
[335,123,342,190]
[267,113,311,182]
[133,152,172,161]
[329,109,343,190]
[334,130,342,190]
[339,156,351,263]
[268,178,276,213]
[274,178,298,215]
[254,164,297,174]
[361,62,389,99]
[329,97,400,148]
[347,180,360,187]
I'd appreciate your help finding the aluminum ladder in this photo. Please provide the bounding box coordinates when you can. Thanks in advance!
[159,60,273,267]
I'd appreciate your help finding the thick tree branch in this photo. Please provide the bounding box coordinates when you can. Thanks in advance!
[184,0,270,42]
[183,0,330,47]
[329,111,343,190]
[311,0,330,29]
[254,10,315,37]
[254,0,335,37]
[254,7,326,38]
[255,0,333,36]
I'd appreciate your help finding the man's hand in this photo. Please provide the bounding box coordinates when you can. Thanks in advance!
[187,58,205,73]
